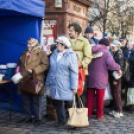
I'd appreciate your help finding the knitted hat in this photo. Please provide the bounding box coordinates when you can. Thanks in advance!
[99,38,110,46]
[85,26,94,34]
[56,36,71,48]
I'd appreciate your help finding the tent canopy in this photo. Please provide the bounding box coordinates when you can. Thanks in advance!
[0,0,45,18]
[0,0,45,113]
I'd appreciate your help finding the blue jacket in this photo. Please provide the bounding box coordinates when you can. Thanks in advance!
[92,37,99,45]
[45,48,78,100]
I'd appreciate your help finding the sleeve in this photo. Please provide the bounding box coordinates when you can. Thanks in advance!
[33,51,49,75]
[81,39,92,70]
[129,52,134,64]
[116,54,125,72]
[92,45,102,53]
[69,53,78,90]
[106,51,120,71]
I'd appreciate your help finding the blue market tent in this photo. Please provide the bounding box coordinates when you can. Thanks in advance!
[0,0,45,113]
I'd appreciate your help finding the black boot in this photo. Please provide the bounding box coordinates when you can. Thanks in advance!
[33,120,41,127]
[17,118,32,123]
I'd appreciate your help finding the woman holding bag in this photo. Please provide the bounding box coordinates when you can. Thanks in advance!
[17,38,49,127]
[45,36,78,127]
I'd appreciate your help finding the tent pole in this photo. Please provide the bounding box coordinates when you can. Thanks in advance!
[40,18,44,46]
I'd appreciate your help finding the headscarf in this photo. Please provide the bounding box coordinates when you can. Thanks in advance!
[26,38,41,60]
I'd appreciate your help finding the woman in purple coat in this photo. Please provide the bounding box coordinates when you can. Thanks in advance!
[87,38,122,119]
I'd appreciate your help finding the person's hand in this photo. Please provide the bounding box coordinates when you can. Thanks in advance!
[46,86,50,96]
[113,81,117,85]
[77,62,82,69]
[73,90,77,94]
[118,70,122,76]
[27,70,32,73]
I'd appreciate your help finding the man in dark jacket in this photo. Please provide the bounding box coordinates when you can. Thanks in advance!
[119,36,128,57]
[84,26,99,45]
[109,40,125,118]
[124,50,134,111]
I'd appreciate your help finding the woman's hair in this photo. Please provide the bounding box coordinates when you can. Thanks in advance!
[108,37,115,44]
[61,44,69,49]
[27,37,32,41]
[68,23,82,34]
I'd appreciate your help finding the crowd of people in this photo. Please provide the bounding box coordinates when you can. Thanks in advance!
[17,22,134,127]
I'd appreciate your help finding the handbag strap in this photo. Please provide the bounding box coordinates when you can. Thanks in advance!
[72,94,84,108]
[32,71,38,80]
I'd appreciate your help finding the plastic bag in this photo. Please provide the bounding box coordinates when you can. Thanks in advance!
[104,83,113,101]
[77,69,85,96]
[127,88,134,106]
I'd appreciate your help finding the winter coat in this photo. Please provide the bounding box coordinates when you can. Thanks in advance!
[126,51,134,87]
[87,45,120,90]
[69,36,92,75]
[92,37,99,45]
[111,50,125,81]
[18,47,49,95]
[45,48,78,101]
[120,46,128,57]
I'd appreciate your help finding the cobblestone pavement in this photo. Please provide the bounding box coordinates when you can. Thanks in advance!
[0,108,134,134]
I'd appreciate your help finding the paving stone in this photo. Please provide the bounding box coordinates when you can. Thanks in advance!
[0,109,134,134]
[58,132,71,134]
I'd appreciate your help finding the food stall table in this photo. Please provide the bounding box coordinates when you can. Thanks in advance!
[0,80,13,120]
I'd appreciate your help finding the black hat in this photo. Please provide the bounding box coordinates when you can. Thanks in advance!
[85,26,94,34]
[119,36,127,41]
[99,38,110,46]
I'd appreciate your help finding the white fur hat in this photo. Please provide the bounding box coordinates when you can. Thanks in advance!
[56,36,71,48]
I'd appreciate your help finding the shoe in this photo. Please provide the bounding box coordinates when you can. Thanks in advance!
[97,116,104,120]
[33,120,41,127]
[109,110,115,116]
[120,112,124,117]
[114,112,120,118]
[17,118,32,123]
[55,122,66,127]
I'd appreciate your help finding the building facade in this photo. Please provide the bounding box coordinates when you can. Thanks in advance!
[42,0,93,44]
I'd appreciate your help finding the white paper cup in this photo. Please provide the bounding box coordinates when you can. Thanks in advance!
[113,71,121,80]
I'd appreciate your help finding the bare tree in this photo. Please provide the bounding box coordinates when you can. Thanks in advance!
[88,0,134,38]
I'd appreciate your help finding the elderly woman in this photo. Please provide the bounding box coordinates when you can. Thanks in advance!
[109,40,125,118]
[18,38,49,127]
[87,38,122,119]
[45,36,78,127]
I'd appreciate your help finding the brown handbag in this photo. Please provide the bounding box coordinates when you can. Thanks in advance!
[19,73,44,95]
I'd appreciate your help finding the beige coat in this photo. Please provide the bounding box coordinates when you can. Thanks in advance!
[18,47,49,95]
